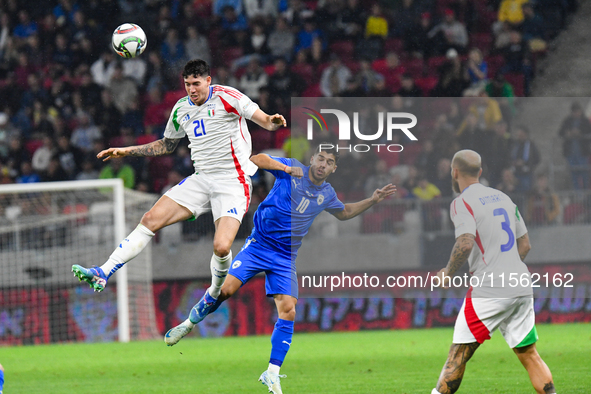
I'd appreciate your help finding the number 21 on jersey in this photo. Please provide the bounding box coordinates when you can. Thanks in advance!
[193,119,206,137]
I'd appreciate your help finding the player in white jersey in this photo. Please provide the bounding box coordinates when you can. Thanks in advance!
[72,59,294,306]
[431,150,556,394]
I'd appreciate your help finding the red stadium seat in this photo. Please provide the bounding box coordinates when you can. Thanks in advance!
[470,33,493,55]
[330,40,355,62]
[400,58,425,78]
[264,64,276,76]
[504,72,525,96]
[164,90,186,106]
[251,128,274,151]
[427,56,447,72]
[274,128,291,149]
[136,134,158,145]
[25,139,43,155]
[384,38,404,54]
[291,63,315,83]
[485,55,505,78]
[221,47,244,67]
[372,58,388,74]
[302,83,322,97]
[415,76,439,96]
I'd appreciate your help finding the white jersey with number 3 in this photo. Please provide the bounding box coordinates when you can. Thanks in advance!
[450,183,532,297]
[164,84,260,177]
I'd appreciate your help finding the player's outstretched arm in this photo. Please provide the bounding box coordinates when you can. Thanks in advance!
[97,137,182,161]
[250,154,303,178]
[516,233,531,261]
[333,184,396,221]
[435,234,475,288]
[250,109,287,131]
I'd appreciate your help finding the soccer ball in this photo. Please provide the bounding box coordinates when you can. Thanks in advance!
[111,23,147,58]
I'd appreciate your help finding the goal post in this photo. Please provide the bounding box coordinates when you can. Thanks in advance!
[0,179,159,344]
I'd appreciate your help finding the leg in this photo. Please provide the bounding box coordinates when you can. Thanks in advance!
[434,342,480,394]
[260,294,297,394]
[513,344,555,394]
[73,195,192,291]
[207,216,242,298]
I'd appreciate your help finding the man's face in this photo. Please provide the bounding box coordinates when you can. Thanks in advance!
[309,151,337,183]
[184,75,211,105]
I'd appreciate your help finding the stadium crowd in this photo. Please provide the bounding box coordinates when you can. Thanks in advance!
[0,0,585,233]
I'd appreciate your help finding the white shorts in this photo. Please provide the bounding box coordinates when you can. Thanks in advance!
[164,173,251,223]
[453,290,536,348]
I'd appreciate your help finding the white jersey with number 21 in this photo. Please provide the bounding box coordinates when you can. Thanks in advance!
[164,84,260,177]
[450,183,532,298]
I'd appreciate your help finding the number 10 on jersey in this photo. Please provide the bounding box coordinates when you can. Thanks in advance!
[193,119,206,137]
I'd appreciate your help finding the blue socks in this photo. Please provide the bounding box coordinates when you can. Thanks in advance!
[269,319,294,367]
[0,368,4,392]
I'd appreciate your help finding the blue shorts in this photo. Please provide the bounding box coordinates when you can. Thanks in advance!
[229,236,298,299]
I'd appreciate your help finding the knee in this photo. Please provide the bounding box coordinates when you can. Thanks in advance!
[213,239,231,257]
[279,305,296,321]
[140,211,159,232]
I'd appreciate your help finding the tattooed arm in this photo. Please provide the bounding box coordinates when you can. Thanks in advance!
[516,232,531,262]
[97,138,182,161]
[445,233,475,276]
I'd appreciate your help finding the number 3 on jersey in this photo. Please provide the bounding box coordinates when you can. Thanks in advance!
[193,119,206,137]
[493,208,515,252]
[296,197,310,213]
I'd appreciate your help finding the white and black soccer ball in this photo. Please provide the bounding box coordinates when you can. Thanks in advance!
[111,23,147,58]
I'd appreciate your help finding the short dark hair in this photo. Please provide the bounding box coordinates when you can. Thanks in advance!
[315,142,340,163]
[182,59,210,79]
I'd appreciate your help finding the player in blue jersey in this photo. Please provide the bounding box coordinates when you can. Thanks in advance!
[164,144,396,394]
[0,362,4,394]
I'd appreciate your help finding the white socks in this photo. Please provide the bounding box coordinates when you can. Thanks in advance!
[101,224,155,277]
[268,363,280,375]
[431,389,442,394]
[207,251,232,299]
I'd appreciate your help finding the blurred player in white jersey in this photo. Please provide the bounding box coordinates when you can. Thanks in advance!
[72,59,292,306]
[432,150,556,394]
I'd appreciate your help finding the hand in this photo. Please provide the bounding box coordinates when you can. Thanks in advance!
[286,166,303,178]
[97,147,128,161]
[270,114,287,128]
[371,183,397,203]
[435,268,451,289]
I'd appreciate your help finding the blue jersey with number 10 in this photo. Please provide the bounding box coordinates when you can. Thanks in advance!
[251,157,345,256]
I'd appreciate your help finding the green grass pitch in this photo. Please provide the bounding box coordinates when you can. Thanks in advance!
[1,323,589,393]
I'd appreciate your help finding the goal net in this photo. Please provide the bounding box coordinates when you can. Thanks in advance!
[0,179,160,345]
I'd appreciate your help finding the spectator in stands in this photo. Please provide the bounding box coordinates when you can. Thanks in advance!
[295,18,325,54]
[220,5,249,36]
[161,28,185,71]
[6,136,29,177]
[341,76,365,97]
[369,74,392,97]
[465,48,488,89]
[526,173,560,225]
[212,65,238,87]
[56,135,82,179]
[107,63,138,115]
[95,90,122,143]
[398,74,422,97]
[75,159,99,181]
[500,30,533,96]
[240,57,268,100]
[354,59,383,94]
[521,3,547,52]
[485,72,516,119]
[320,54,351,97]
[143,87,169,135]
[431,48,469,97]
[71,113,101,153]
[428,9,468,55]
[13,10,38,40]
[510,125,540,191]
[433,158,453,197]
[244,0,278,21]
[16,161,39,184]
[497,0,528,27]
[214,0,244,18]
[122,56,147,88]
[496,167,519,196]
[338,0,365,41]
[42,156,68,182]
[365,3,388,40]
[485,120,513,187]
[405,12,436,58]
[456,112,486,152]
[416,139,440,175]
[99,158,136,189]
[464,93,503,130]
[281,0,314,29]
[267,18,295,61]
[365,159,391,196]
[413,174,442,230]
[282,126,310,163]
[32,135,55,175]
[558,102,591,189]
[268,57,305,107]
[90,51,116,87]
[403,165,421,194]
